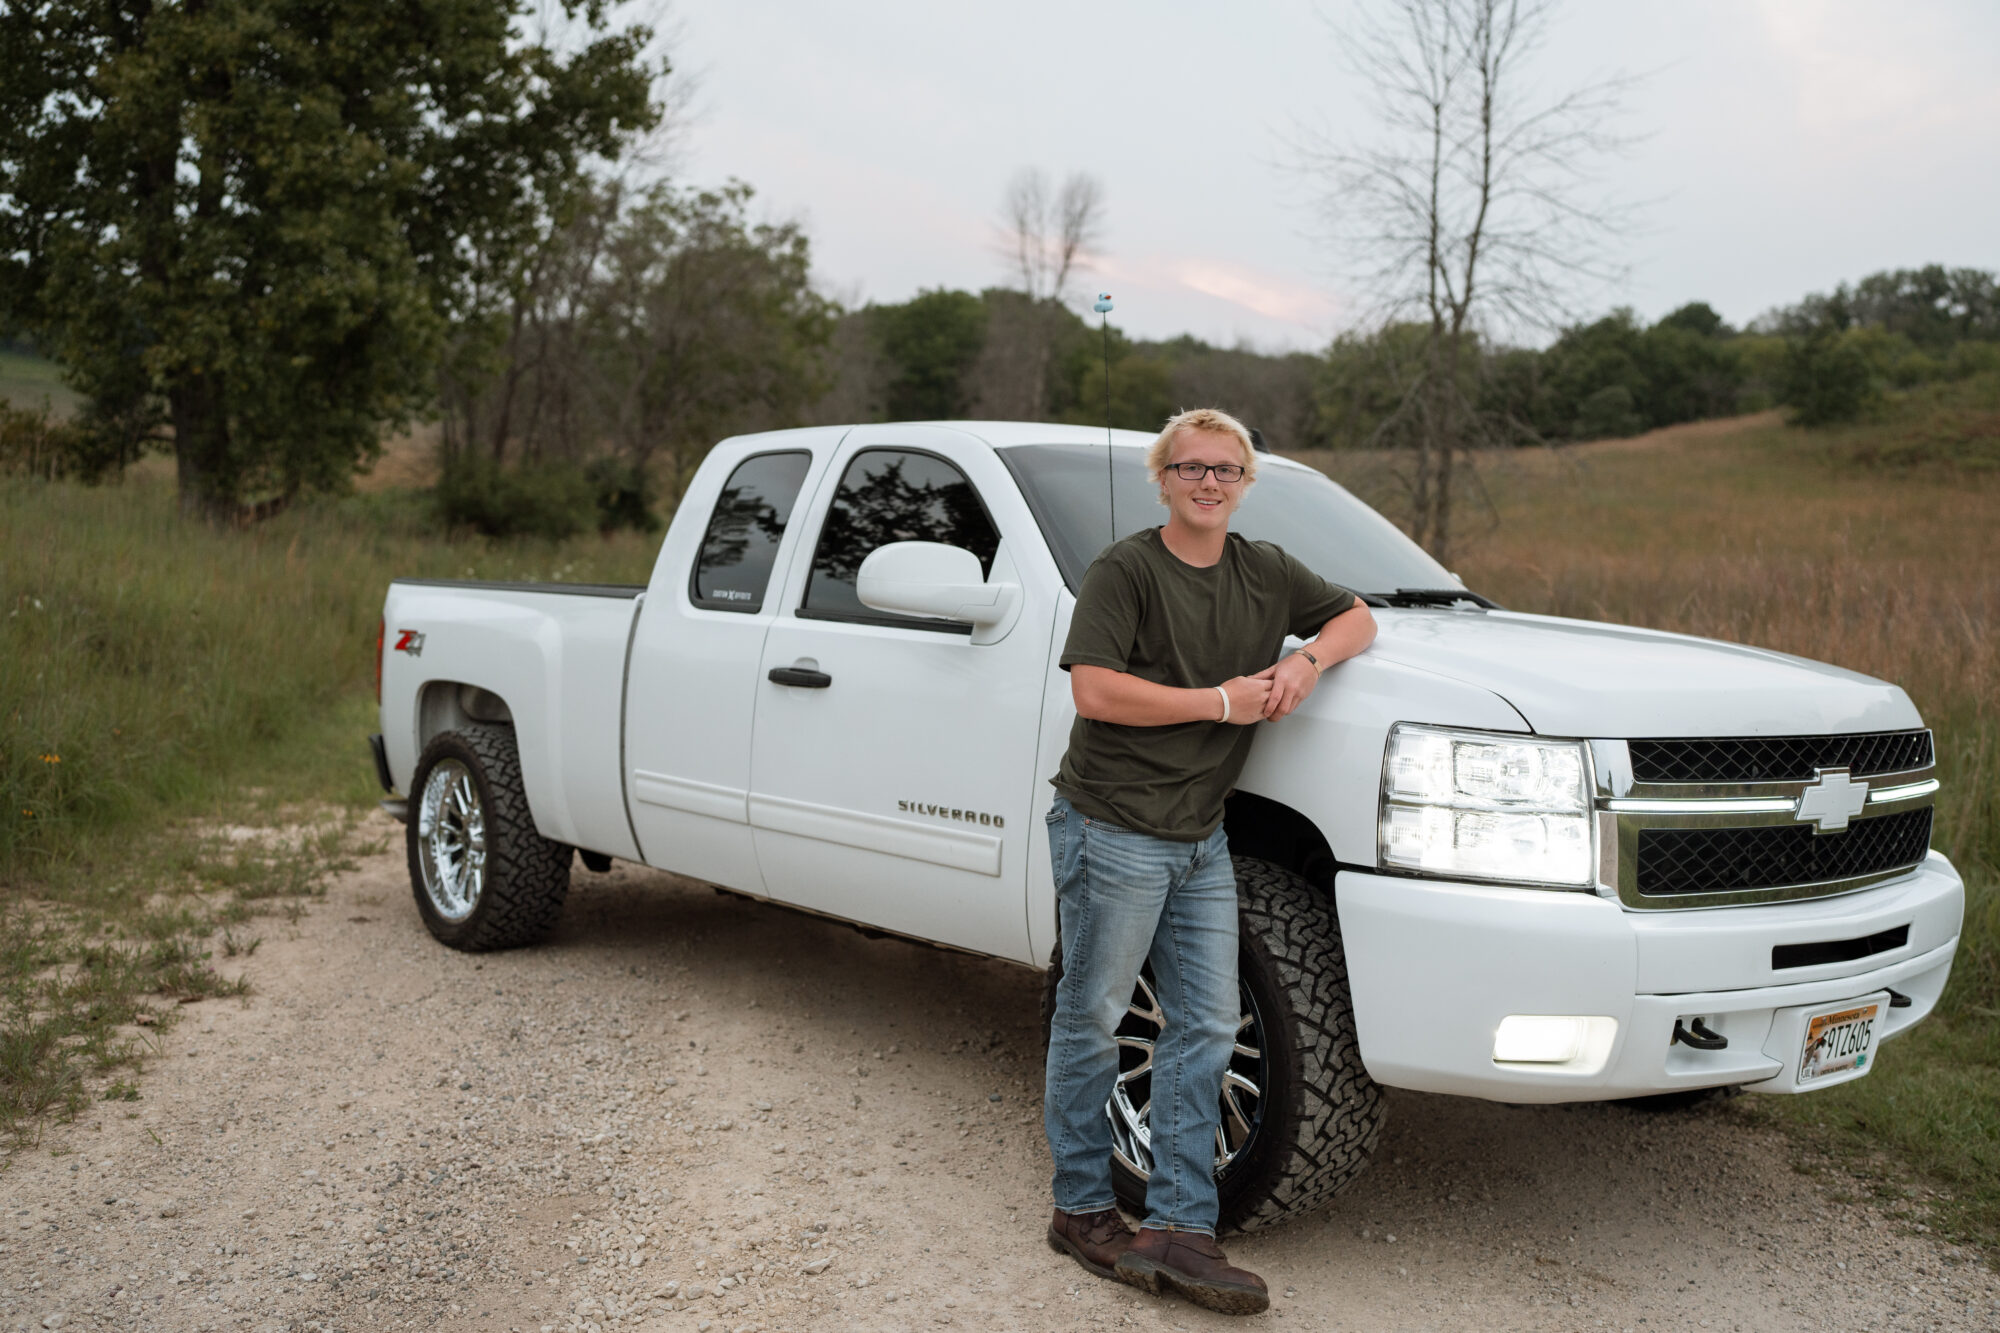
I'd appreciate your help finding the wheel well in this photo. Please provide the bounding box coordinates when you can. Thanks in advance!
[1224,790,1341,902]
[416,682,515,754]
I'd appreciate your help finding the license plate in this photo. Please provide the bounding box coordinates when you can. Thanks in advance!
[1798,1000,1882,1085]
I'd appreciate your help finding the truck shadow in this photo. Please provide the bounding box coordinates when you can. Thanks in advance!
[533,864,1768,1246]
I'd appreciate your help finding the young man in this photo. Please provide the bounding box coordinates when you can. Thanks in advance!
[1042,408,1376,1315]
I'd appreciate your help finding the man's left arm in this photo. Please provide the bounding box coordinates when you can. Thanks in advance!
[1256,601,1377,720]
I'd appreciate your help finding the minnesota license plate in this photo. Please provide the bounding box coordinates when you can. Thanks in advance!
[1797,1000,1882,1085]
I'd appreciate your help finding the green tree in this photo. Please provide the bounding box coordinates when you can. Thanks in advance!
[1782,331,1879,427]
[873,289,988,421]
[435,180,835,529]
[1319,323,1461,449]
[1506,304,1742,441]
[0,0,658,520]
[585,182,836,495]
[1655,300,1728,339]
[1766,265,2000,351]
[1543,310,1646,438]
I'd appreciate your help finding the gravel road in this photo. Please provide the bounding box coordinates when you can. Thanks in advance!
[4,809,1994,1333]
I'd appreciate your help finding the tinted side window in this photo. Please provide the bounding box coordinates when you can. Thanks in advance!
[802,449,1000,627]
[689,451,813,613]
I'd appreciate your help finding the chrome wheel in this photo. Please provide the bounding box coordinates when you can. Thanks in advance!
[417,758,486,922]
[1107,968,1267,1181]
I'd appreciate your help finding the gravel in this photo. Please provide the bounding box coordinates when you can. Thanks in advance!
[0,807,1993,1331]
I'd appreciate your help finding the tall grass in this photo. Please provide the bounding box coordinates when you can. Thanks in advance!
[4,478,661,876]
[2,473,661,1142]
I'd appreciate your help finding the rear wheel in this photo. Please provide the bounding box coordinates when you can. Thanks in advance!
[1042,855,1385,1232]
[407,726,571,951]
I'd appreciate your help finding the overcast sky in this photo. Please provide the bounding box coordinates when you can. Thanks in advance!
[665,0,2000,350]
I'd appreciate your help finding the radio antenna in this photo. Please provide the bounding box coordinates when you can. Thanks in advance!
[1093,292,1114,546]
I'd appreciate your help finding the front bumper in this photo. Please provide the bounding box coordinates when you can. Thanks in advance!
[1336,851,1963,1102]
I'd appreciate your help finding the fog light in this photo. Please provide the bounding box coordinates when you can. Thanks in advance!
[1491,1015,1618,1072]
[1494,1015,1585,1062]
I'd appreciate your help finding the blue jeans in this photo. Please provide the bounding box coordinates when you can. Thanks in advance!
[1042,795,1239,1235]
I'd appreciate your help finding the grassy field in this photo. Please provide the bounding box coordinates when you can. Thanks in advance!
[4,382,1996,1253]
[1306,374,2000,1254]
[1,478,659,1143]
[0,349,81,417]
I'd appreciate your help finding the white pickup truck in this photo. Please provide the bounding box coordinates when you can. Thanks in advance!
[370,421,1963,1231]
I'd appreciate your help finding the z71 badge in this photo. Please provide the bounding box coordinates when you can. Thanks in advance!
[393,629,426,657]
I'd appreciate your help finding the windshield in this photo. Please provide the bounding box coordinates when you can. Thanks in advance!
[996,444,1459,595]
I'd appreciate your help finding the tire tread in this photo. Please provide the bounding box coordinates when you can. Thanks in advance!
[407,725,570,952]
[1226,856,1385,1231]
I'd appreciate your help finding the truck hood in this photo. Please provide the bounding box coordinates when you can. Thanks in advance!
[1363,609,1921,739]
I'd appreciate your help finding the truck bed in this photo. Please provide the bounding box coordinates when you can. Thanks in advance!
[378,577,646,860]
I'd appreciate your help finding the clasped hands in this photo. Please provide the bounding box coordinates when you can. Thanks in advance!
[1217,652,1320,725]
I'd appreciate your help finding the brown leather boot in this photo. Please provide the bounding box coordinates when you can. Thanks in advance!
[1115,1226,1270,1315]
[1046,1207,1134,1281]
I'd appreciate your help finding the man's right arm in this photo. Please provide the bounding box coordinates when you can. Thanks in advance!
[1071,666,1270,727]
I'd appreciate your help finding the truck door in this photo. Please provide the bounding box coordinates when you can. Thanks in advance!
[623,444,824,893]
[748,426,1051,962]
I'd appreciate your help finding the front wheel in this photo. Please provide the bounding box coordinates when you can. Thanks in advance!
[1042,856,1386,1232]
[407,726,571,951]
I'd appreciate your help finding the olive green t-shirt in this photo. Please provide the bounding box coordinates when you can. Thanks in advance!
[1052,528,1357,841]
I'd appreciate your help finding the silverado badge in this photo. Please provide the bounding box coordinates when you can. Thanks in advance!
[1795,768,1867,834]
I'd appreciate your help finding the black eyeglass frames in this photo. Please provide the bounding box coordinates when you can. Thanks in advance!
[1168,461,1246,483]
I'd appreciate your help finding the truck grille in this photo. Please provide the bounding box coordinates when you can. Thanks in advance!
[1627,730,1933,785]
[1634,807,1933,899]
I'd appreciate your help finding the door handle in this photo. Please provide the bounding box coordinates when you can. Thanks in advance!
[768,665,832,689]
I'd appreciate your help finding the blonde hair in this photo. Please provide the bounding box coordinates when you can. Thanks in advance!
[1145,407,1260,503]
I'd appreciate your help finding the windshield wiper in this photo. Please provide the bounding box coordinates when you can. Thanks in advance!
[1360,588,1501,610]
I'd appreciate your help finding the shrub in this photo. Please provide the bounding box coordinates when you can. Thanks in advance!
[0,400,88,478]
[1782,332,1879,427]
[585,457,661,534]
[433,453,597,539]
[1572,384,1642,440]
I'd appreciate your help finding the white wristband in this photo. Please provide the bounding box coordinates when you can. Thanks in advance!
[1213,684,1231,724]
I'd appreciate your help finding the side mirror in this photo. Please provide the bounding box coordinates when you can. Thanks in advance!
[857,541,1021,633]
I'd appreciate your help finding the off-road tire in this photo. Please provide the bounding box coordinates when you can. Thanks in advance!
[407,726,571,951]
[1040,855,1385,1232]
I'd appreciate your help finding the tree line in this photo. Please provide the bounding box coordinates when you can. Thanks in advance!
[1321,265,2000,453]
[4,3,1996,547]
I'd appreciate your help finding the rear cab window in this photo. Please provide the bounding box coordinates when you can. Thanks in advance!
[800,448,1000,632]
[688,451,814,613]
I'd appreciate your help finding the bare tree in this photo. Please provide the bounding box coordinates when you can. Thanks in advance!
[991,168,1105,418]
[1003,168,1103,304]
[1300,0,1634,563]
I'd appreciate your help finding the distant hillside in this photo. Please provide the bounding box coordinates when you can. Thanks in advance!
[0,349,80,417]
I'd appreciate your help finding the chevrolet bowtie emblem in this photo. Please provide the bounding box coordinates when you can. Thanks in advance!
[1795,768,1869,834]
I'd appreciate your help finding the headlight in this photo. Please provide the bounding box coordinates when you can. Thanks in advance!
[1378,724,1594,887]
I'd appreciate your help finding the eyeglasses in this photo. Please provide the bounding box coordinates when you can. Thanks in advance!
[1167,462,1246,483]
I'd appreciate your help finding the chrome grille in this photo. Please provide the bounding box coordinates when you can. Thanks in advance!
[1627,730,1933,784]
[1635,807,1934,898]
[1592,734,1936,911]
